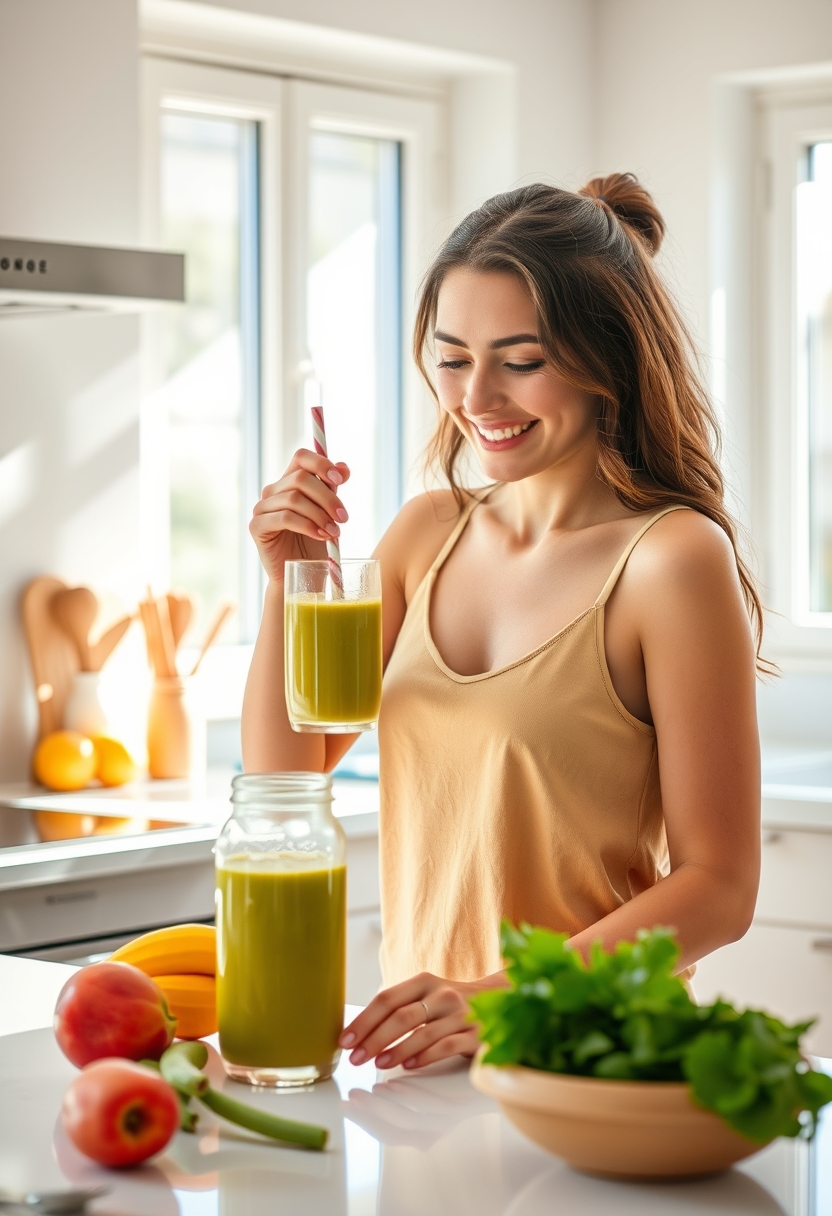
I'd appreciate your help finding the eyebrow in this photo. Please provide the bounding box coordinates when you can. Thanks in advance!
[434,330,541,350]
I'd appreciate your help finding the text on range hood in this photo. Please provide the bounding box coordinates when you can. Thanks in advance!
[0,237,185,317]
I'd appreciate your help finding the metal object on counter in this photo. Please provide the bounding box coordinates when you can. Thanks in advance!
[0,1186,107,1213]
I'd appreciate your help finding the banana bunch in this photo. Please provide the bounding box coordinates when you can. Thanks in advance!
[111,924,216,1040]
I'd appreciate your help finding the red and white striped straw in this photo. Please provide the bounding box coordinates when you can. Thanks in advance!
[310,404,344,592]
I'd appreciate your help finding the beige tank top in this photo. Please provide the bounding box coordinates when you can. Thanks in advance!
[377,498,689,985]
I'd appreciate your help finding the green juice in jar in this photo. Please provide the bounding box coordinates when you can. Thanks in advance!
[216,855,346,1074]
[285,594,382,729]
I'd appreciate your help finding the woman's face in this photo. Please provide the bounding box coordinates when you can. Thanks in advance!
[433,268,600,483]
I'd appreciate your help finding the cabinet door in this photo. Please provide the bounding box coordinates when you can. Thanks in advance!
[693,923,832,1056]
[346,835,380,913]
[347,910,382,1007]
[757,829,832,929]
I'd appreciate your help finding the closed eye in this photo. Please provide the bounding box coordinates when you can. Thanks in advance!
[505,361,545,373]
[436,359,469,370]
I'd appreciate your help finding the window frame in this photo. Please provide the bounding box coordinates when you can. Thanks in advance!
[140,58,281,655]
[760,96,832,658]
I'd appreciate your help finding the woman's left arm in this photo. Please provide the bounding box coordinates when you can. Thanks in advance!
[568,510,761,970]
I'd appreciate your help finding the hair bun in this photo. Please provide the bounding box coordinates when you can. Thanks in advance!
[580,172,665,256]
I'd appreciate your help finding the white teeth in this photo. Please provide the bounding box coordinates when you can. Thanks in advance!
[476,421,533,441]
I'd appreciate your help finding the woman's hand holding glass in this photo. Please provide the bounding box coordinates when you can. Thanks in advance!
[340,972,495,1071]
[249,449,351,583]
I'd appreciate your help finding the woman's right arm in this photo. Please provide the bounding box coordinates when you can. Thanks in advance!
[241,448,353,773]
[241,448,433,774]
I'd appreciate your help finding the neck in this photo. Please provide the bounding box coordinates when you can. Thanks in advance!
[498,438,624,543]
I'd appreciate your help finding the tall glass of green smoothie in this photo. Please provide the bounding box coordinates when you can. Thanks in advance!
[285,558,382,733]
[215,773,347,1087]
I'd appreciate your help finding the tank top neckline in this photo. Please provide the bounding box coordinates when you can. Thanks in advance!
[421,493,689,686]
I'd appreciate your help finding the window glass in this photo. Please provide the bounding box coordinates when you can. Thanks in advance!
[800,142,832,612]
[158,112,261,643]
[306,131,402,559]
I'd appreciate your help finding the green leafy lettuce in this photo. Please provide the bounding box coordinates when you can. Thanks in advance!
[469,923,832,1143]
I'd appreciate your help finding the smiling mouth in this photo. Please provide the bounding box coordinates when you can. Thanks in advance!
[471,419,538,442]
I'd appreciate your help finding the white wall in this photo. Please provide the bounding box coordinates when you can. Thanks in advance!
[183,0,597,201]
[0,0,141,779]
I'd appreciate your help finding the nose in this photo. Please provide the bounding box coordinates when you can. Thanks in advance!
[462,364,503,418]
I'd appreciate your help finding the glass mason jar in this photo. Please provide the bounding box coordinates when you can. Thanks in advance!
[215,772,347,1087]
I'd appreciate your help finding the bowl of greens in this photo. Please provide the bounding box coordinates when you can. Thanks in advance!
[469,924,832,1179]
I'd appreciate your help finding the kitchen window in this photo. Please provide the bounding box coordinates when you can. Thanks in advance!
[759,97,832,656]
[141,61,442,709]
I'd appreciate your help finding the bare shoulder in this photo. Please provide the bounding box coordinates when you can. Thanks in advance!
[626,508,740,592]
[375,489,469,602]
[614,507,752,656]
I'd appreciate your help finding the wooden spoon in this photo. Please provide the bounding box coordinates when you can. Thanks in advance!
[50,587,99,671]
[190,602,234,675]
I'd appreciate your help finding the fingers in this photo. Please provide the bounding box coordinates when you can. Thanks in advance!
[340,973,436,1055]
[250,507,328,546]
[345,997,431,1066]
[401,1026,480,1071]
[342,977,474,1070]
[374,1012,476,1072]
[253,450,350,543]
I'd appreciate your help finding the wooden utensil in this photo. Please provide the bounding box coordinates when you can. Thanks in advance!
[139,597,175,678]
[190,602,234,675]
[21,576,77,739]
[166,592,194,651]
[50,586,99,671]
[87,613,133,672]
[152,587,177,677]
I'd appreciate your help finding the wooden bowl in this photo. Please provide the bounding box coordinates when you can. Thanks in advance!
[470,1055,769,1179]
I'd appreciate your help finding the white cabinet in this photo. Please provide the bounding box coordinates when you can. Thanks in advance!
[345,832,381,1005]
[347,910,382,1006]
[694,826,832,1055]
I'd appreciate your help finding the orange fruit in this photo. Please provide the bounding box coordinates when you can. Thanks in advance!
[91,736,137,788]
[34,810,97,842]
[33,731,96,791]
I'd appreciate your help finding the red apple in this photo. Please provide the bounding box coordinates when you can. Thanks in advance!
[54,961,176,1067]
[61,1059,179,1168]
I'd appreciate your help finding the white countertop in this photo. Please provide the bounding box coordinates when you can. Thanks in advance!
[0,774,379,894]
[1,955,829,1216]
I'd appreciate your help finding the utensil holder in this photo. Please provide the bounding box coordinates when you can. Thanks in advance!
[147,675,205,779]
[64,671,107,737]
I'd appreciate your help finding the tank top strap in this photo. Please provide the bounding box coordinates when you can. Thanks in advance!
[428,487,497,576]
[595,505,690,607]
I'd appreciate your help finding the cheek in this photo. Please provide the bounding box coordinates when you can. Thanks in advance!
[434,370,463,411]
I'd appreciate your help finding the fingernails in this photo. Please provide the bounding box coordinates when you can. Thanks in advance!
[335,508,349,523]
[403,1058,417,1069]
[376,1052,392,1068]
[340,1032,355,1047]
[325,522,340,536]
[350,1048,367,1065]
[328,469,343,485]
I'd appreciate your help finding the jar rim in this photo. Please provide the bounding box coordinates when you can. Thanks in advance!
[231,771,333,805]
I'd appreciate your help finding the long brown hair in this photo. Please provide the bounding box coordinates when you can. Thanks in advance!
[413,173,767,667]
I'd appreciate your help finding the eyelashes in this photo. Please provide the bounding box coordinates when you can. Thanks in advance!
[436,360,546,374]
[505,361,545,374]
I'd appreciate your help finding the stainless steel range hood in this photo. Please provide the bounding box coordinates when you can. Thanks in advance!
[0,237,185,318]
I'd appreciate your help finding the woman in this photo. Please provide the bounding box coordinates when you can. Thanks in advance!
[243,173,762,1075]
